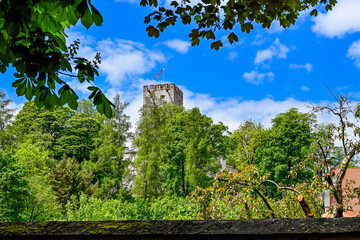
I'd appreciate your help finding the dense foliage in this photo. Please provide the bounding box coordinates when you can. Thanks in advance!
[143,0,338,49]
[0,0,113,117]
[0,90,359,221]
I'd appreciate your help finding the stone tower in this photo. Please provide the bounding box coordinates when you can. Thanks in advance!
[143,83,183,107]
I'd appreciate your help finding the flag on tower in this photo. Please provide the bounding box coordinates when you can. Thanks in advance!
[155,68,165,80]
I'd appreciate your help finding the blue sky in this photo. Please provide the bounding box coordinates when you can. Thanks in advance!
[2,0,360,130]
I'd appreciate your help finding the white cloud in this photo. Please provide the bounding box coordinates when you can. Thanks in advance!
[9,102,23,117]
[311,0,360,38]
[254,38,289,64]
[114,0,138,4]
[301,86,310,91]
[67,79,92,96]
[161,39,191,54]
[289,63,313,72]
[268,21,284,33]
[252,33,266,46]
[242,71,274,85]
[228,51,238,61]
[182,89,343,131]
[66,32,166,87]
[183,88,357,132]
[274,38,290,58]
[98,39,166,86]
[254,49,273,64]
[347,39,360,68]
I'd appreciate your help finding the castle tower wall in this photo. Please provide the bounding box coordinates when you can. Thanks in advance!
[143,83,183,106]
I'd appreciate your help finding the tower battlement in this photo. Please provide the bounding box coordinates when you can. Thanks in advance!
[143,83,183,107]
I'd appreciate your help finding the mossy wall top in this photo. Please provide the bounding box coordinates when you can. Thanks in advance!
[1,218,360,240]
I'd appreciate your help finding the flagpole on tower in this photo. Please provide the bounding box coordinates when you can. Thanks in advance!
[155,68,165,81]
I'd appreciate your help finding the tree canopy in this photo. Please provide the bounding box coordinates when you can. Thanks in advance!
[0,0,113,117]
[1,87,359,221]
[256,108,315,186]
[144,0,338,50]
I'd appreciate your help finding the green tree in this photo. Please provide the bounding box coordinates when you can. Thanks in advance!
[160,107,228,196]
[227,120,266,170]
[1,0,113,116]
[48,157,98,208]
[312,93,360,217]
[256,108,316,186]
[0,90,15,149]
[53,112,101,162]
[13,140,61,221]
[14,141,52,177]
[11,101,74,145]
[77,99,99,118]
[91,94,133,198]
[133,95,183,198]
[0,151,30,222]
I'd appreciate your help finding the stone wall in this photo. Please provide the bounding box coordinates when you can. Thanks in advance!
[143,83,183,107]
[1,218,360,240]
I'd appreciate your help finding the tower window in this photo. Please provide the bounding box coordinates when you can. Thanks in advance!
[160,95,165,100]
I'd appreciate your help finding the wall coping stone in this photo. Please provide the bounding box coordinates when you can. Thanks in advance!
[1,218,359,238]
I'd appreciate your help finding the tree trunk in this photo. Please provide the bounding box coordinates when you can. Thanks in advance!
[333,186,343,218]
[296,194,313,218]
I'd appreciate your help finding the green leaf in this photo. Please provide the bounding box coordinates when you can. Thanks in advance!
[12,79,24,88]
[140,0,148,7]
[25,83,33,101]
[310,9,318,17]
[325,4,332,11]
[104,102,113,118]
[90,3,103,26]
[241,22,254,33]
[93,92,102,105]
[191,38,200,46]
[81,8,93,29]
[0,64,6,73]
[182,15,191,24]
[194,15,201,21]
[146,25,160,38]
[67,6,79,25]
[0,33,7,55]
[88,86,98,91]
[57,6,68,22]
[170,1,179,7]
[210,40,223,50]
[88,89,97,99]
[47,74,56,89]
[52,35,67,51]
[97,102,104,114]
[67,93,79,110]
[227,32,238,44]
[16,82,26,96]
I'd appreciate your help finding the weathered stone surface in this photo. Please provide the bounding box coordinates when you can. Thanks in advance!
[0,218,359,240]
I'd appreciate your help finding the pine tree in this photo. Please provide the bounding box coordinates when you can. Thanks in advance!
[91,94,133,198]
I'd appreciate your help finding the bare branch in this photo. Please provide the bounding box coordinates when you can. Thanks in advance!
[252,187,276,219]
[261,180,301,195]
[260,180,314,218]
